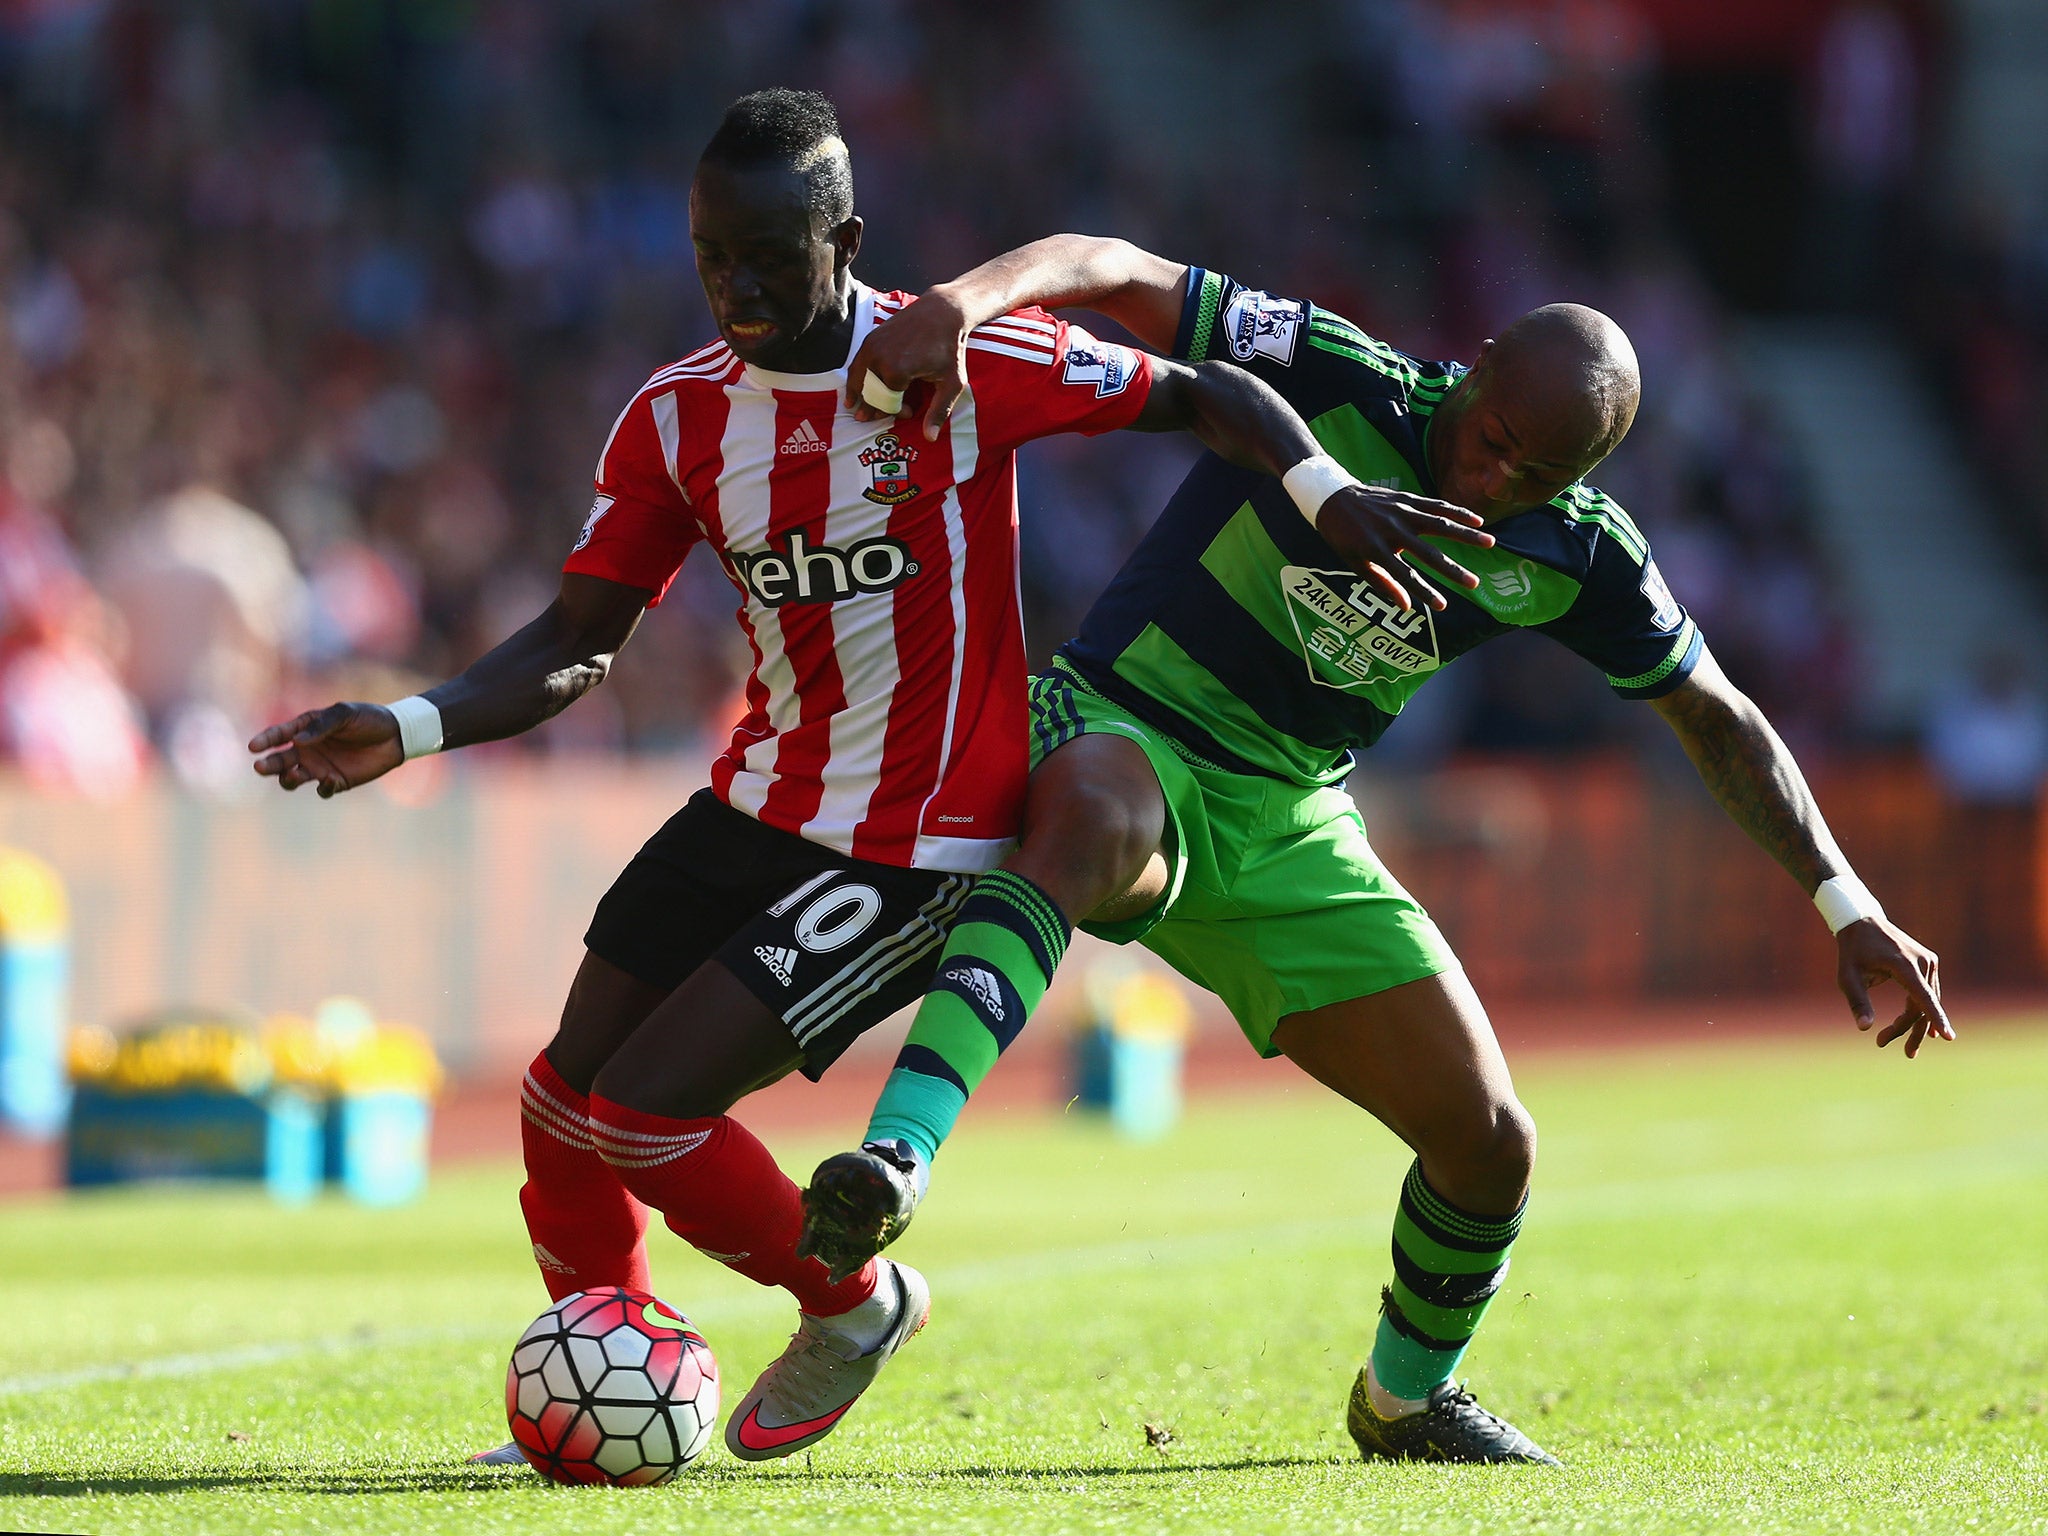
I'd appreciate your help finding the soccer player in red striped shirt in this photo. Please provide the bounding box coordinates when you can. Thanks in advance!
[249,89,1491,1466]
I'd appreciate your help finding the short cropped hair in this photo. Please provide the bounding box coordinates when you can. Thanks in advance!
[700,88,854,227]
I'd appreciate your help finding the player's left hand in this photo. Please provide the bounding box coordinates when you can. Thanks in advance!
[248,702,405,799]
[1314,485,1495,613]
[1836,916,1951,1058]
[845,286,971,441]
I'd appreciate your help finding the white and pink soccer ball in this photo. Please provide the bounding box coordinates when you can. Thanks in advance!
[505,1287,719,1485]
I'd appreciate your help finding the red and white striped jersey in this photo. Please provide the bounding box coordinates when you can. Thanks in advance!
[564,283,1155,872]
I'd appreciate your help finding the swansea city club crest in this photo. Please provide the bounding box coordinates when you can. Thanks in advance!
[860,432,921,505]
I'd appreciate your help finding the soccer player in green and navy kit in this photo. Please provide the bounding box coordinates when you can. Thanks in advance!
[798,237,1952,1465]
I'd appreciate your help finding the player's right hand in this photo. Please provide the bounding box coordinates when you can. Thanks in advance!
[1837,915,1951,1059]
[1314,485,1495,614]
[248,703,405,798]
[846,286,972,442]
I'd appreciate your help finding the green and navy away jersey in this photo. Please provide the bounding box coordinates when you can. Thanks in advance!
[1056,267,1704,786]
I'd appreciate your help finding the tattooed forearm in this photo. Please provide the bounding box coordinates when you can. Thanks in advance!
[1650,657,1848,895]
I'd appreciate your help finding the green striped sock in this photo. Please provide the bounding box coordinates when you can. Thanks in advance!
[865,869,1070,1165]
[1369,1160,1524,1401]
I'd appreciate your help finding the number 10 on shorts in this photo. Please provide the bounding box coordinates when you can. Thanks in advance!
[768,871,885,955]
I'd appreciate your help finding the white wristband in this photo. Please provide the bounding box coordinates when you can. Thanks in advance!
[860,372,905,415]
[387,695,444,761]
[1282,454,1362,527]
[1814,874,1883,934]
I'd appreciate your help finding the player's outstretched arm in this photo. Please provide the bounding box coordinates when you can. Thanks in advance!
[849,239,1490,611]
[1138,358,1495,612]
[1650,650,1952,1056]
[847,234,1187,439]
[248,572,654,798]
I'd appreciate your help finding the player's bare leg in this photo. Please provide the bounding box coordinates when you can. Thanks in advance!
[801,733,1169,1278]
[1272,973,1558,1464]
[589,958,804,1118]
[1270,970,1532,1217]
[542,952,670,1095]
[1012,732,1173,924]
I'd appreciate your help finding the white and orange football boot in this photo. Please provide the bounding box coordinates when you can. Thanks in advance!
[723,1258,930,1461]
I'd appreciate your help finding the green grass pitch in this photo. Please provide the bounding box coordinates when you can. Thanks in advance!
[2,1023,2045,1535]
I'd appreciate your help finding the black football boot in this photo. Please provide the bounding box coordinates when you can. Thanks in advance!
[797,1140,927,1283]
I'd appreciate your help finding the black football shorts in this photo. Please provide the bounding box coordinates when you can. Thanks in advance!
[585,788,975,1078]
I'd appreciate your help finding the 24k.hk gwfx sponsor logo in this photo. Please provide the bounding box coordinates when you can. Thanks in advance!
[1281,564,1440,693]
[729,531,922,608]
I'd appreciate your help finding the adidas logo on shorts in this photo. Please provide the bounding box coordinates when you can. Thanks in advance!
[755,944,799,986]
[779,419,827,456]
[945,964,1006,1023]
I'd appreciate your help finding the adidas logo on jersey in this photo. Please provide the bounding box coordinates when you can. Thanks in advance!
[944,964,1006,1023]
[531,1244,576,1274]
[755,945,799,986]
[779,419,827,456]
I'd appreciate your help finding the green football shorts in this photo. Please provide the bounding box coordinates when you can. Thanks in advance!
[1029,660,1455,1056]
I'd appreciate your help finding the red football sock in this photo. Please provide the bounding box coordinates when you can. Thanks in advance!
[587,1095,878,1316]
[518,1052,651,1301]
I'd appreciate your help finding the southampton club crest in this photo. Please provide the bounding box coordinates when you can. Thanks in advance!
[860,432,922,505]
[1281,565,1442,695]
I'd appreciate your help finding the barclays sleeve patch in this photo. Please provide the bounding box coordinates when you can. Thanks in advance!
[1062,339,1138,399]
[1640,559,1682,631]
[573,494,615,553]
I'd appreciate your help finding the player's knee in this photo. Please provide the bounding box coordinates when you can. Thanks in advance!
[547,954,667,1096]
[590,1058,722,1122]
[1071,780,1159,881]
[1432,1099,1536,1211]
[586,1059,628,1114]
[1489,1099,1538,1192]
[1020,777,1161,911]
[539,1034,601,1099]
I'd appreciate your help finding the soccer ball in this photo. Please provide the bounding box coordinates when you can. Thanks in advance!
[505,1287,719,1485]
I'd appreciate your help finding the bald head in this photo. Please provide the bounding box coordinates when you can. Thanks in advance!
[1427,303,1642,521]
[1492,303,1640,462]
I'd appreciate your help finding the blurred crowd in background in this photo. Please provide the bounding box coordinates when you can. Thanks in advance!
[0,0,2040,805]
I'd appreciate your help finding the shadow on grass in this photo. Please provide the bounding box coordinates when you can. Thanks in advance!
[782,1455,1347,1483]
[0,1470,532,1499]
[0,1454,1346,1499]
